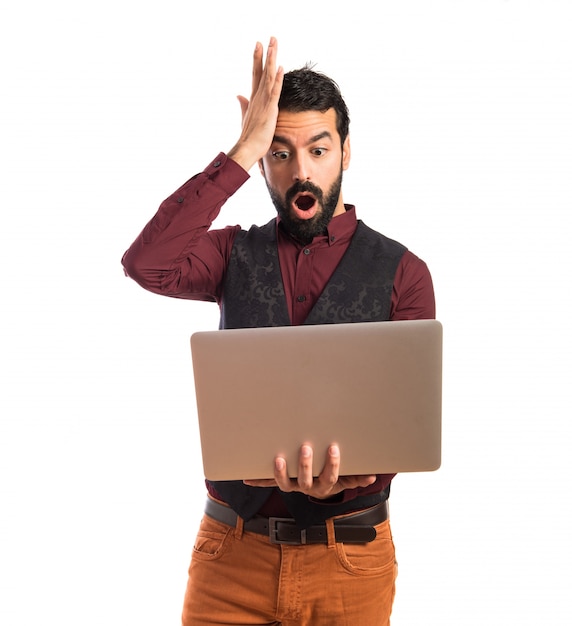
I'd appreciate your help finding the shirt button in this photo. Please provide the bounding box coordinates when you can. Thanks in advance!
[303,248,311,255]
[297,295,306,302]
[213,160,221,167]
[330,235,336,242]
[176,197,184,203]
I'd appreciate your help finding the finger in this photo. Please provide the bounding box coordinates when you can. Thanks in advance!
[358,474,377,486]
[297,445,314,491]
[338,474,377,490]
[264,36,277,76]
[243,478,277,487]
[271,64,285,101]
[236,95,249,124]
[251,41,263,97]
[273,456,294,492]
[318,444,341,486]
[260,37,280,94]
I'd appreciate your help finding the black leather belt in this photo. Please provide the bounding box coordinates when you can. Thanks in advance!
[204,498,388,545]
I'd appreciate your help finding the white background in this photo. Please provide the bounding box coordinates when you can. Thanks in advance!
[1,1,571,624]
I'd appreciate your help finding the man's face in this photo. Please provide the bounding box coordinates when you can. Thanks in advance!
[259,108,351,244]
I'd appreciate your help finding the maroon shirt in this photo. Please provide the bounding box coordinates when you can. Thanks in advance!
[123,152,436,516]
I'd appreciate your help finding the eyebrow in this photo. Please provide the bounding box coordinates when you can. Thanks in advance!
[272,131,333,146]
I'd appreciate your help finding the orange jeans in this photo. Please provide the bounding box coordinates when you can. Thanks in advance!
[181,510,397,625]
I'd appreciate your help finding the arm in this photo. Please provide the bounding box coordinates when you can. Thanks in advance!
[121,155,248,301]
[391,250,436,320]
[122,38,284,299]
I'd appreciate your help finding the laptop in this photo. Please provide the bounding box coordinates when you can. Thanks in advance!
[190,319,442,481]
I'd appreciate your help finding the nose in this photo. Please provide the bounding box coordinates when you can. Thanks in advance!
[292,153,311,181]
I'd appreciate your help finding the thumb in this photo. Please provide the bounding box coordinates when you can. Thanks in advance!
[237,95,249,123]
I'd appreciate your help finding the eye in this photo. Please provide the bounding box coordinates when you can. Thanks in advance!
[272,150,289,161]
[312,147,327,157]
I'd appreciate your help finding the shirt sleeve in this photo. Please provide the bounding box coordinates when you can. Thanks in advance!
[121,153,249,302]
[390,250,436,320]
[321,249,437,506]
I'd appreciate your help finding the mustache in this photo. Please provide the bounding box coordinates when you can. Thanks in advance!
[285,181,323,204]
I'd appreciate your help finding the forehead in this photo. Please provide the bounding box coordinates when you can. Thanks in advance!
[273,108,339,143]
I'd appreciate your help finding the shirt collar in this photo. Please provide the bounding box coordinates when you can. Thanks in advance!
[327,205,357,244]
[277,205,358,247]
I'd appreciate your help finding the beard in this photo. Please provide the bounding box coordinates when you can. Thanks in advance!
[265,169,343,245]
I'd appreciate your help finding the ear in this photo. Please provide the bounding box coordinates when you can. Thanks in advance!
[342,135,351,171]
[258,158,266,177]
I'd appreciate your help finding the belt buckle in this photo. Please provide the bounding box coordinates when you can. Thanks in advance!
[268,517,306,545]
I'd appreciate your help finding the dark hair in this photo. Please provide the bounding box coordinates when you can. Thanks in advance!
[279,64,350,144]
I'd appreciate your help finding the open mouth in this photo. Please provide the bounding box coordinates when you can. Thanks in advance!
[287,186,321,221]
[294,193,316,212]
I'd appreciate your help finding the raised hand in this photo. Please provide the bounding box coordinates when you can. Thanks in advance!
[227,37,284,172]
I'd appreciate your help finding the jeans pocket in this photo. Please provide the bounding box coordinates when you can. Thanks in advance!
[335,521,397,576]
[191,517,233,562]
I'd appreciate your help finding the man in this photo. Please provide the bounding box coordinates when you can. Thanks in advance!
[122,38,435,625]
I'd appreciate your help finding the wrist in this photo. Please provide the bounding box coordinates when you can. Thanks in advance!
[227,141,264,173]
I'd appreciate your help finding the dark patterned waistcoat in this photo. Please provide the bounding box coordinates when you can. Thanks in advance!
[210,219,406,528]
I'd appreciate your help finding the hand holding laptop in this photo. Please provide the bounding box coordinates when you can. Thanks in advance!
[243,443,377,498]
